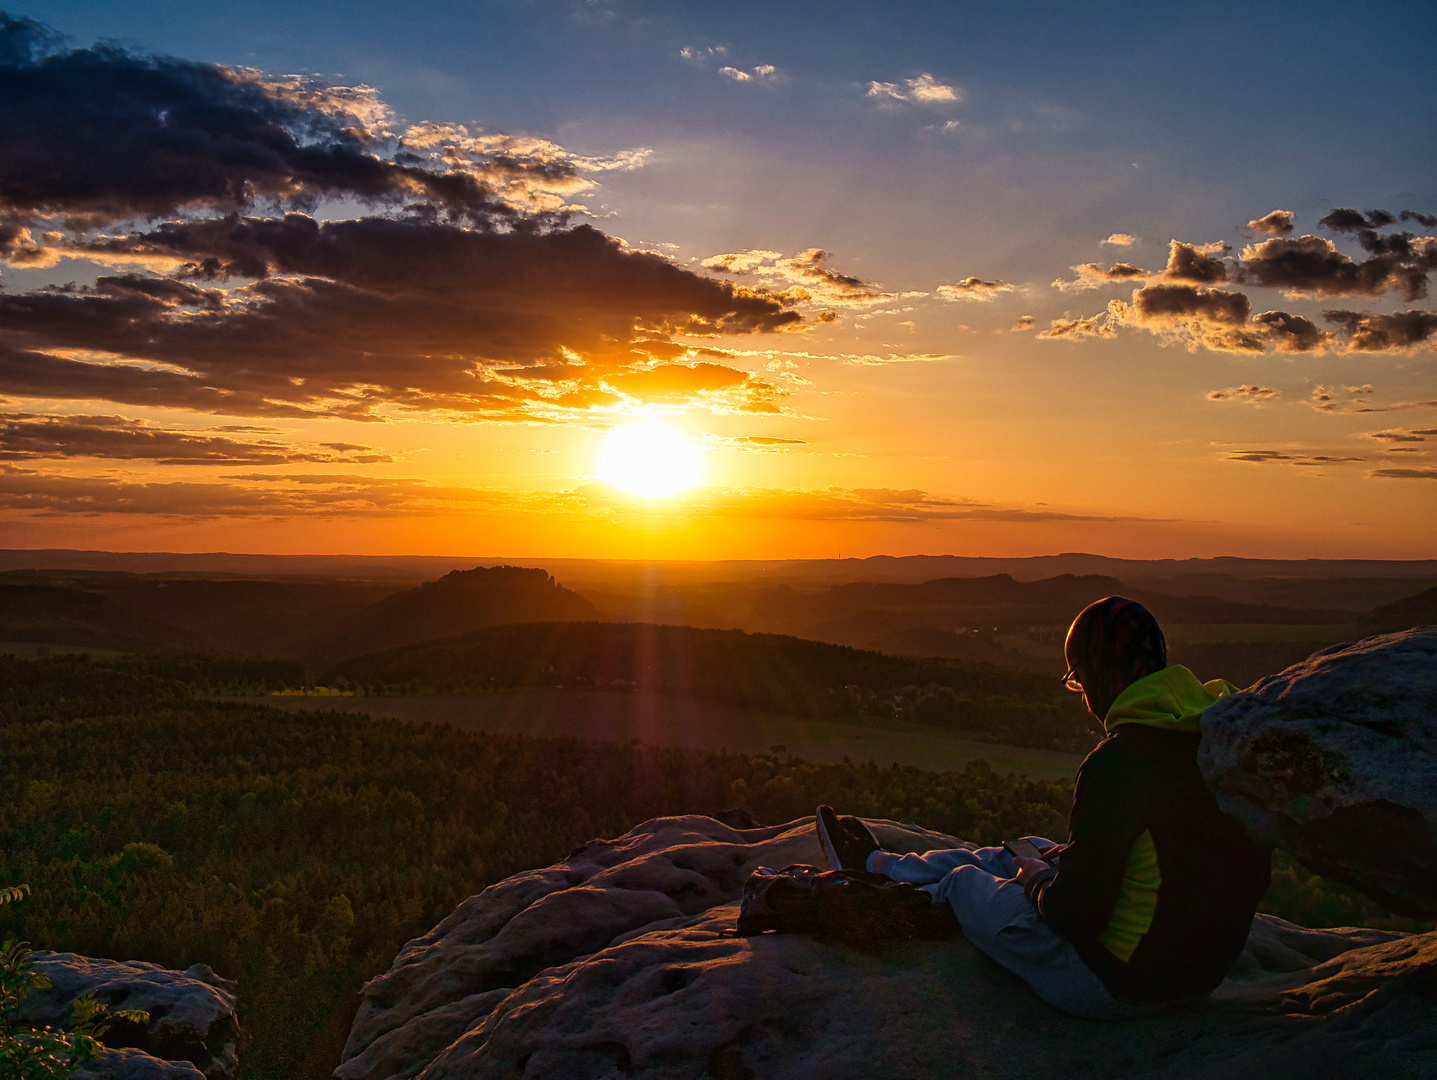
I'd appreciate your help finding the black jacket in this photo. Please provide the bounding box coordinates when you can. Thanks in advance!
[1025,725,1271,1004]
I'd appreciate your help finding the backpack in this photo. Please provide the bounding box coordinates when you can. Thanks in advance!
[737,863,959,947]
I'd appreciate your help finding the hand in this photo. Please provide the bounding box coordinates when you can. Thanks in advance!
[1013,856,1050,884]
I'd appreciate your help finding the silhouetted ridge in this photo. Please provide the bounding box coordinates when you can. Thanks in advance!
[311,565,598,657]
[1359,583,1437,636]
[0,583,190,652]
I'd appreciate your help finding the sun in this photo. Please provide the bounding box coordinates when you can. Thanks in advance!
[598,421,704,498]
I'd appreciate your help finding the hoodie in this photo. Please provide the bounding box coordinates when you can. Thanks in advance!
[1024,666,1271,1005]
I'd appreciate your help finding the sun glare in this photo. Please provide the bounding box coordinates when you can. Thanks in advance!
[598,421,704,498]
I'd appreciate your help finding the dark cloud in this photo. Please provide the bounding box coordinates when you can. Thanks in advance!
[1207,385,1281,403]
[1372,467,1437,480]
[0,412,390,464]
[1238,234,1435,301]
[1161,241,1229,284]
[1401,211,1437,228]
[1110,283,1264,352]
[1251,310,1333,353]
[1322,309,1437,352]
[0,14,622,228]
[1366,428,1437,443]
[1225,450,1363,466]
[1246,210,1295,236]
[0,217,802,419]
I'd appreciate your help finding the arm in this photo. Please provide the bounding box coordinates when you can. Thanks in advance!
[1027,737,1149,945]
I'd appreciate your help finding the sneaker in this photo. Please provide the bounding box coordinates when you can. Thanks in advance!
[816,805,879,871]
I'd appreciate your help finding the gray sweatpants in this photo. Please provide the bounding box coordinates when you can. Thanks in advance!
[867,839,1155,1020]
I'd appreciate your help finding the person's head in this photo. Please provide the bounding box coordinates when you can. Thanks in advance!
[1063,596,1167,720]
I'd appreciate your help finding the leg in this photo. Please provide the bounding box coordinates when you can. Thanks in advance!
[927,863,1148,1020]
[867,836,1057,883]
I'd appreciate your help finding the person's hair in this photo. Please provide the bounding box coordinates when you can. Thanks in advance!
[1064,595,1167,692]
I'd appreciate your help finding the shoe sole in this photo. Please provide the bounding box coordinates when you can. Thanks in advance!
[815,806,845,871]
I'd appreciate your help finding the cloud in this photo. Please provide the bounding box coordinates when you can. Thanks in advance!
[0,15,636,228]
[702,248,891,307]
[1224,450,1364,466]
[0,465,518,518]
[1372,467,1437,480]
[702,434,807,453]
[1246,210,1296,236]
[1251,310,1334,353]
[937,277,1014,301]
[836,352,954,367]
[1012,315,1036,331]
[1322,309,1437,352]
[718,64,778,82]
[1207,385,1281,404]
[1102,233,1138,247]
[602,362,786,413]
[0,17,812,426]
[0,412,391,464]
[1401,211,1437,228]
[1035,312,1114,339]
[1309,384,1377,414]
[1108,283,1262,352]
[1238,234,1435,301]
[1161,241,1229,285]
[0,466,1161,524]
[1052,262,1148,292]
[1365,427,1437,444]
[0,219,803,420]
[866,73,962,104]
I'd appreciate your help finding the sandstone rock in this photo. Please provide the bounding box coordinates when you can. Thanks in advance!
[339,815,1436,1080]
[1198,627,1437,918]
[73,1047,206,1080]
[21,954,240,1080]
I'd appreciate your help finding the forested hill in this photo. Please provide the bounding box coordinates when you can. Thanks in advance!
[322,620,1076,718]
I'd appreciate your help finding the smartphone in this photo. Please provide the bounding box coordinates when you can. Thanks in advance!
[1002,838,1043,861]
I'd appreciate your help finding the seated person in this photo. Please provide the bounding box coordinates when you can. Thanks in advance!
[815,595,1271,1019]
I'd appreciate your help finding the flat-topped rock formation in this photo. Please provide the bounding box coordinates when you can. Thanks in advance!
[1199,627,1437,918]
[338,815,1436,1080]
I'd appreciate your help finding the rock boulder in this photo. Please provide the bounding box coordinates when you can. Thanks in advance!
[1198,627,1437,918]
[339,815,1437,1080]
[20,953,240,1080]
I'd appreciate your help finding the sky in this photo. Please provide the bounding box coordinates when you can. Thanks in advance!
[0,0,1434,561]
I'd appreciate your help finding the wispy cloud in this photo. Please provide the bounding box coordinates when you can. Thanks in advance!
[1207,385,1281,404]
[866,73,962,104]
[0,413,391,464]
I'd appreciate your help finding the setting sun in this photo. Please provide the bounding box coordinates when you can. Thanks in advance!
[597,421,705,498]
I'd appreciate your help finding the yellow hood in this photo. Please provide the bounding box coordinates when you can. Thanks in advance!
[1103,665,1240,735]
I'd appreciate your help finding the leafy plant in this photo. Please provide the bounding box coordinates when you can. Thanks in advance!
[0,888,148,1080]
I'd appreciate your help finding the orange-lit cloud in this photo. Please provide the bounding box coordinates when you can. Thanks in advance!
[936,277,1013,301]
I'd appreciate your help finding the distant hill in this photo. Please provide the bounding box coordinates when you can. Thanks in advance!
[1359,584,1437,636]
[309,566,599,657]
[0,584,190,653]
